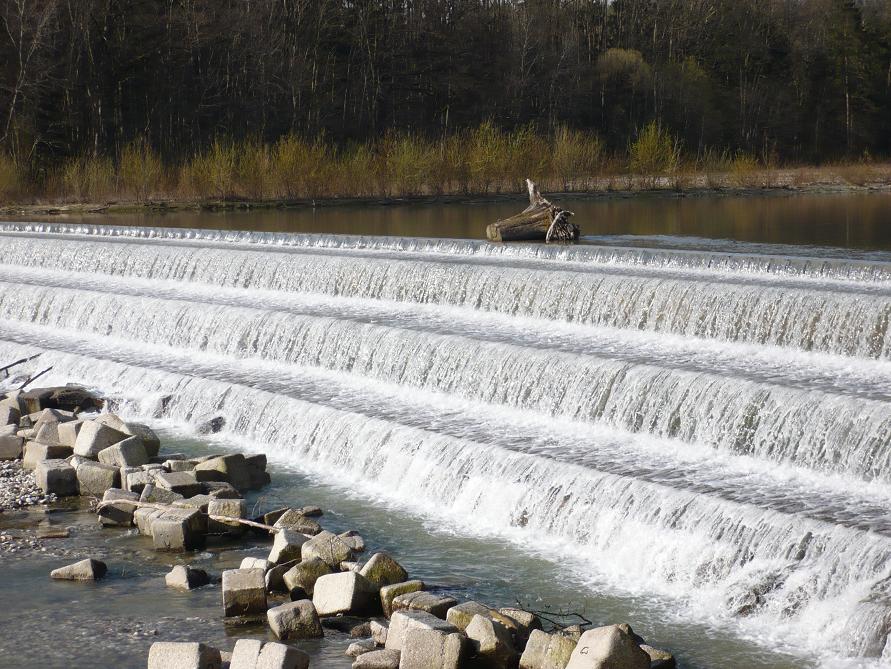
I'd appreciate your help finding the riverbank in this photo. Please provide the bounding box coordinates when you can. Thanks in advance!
[1,164,890,219]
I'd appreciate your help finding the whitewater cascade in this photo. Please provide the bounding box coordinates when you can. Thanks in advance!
[1,223,891,664]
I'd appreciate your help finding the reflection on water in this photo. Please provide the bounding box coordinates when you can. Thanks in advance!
[11,191,891,250]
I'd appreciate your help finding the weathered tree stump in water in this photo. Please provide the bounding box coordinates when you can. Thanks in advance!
[486,179,579,243]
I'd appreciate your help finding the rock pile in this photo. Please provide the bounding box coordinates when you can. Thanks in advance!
[0,385,270,551]
[0,459,55,510]
[2,384,676,669]
[160,503,675,669]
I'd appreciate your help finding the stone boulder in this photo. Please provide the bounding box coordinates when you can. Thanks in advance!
[134,506,165,536]
[244,453,269,489]
[370,620,389,646]
[35,459,77,496]
[204,481,241,498]
[222,568,267,617]
[97,436,149,467]
[339,530,365,552]
[392,591,456,619]
[263,508,290,525]
[283,557,332,597]
[312,571,375,616]
[446,601,525,638]
[98,500,135,527]
[520,630,578,669]
[0,432,23,460]
[73,421,129,459]
[35,421,65,445]
[0,403,21,426]
[165,564,211,590]
[266,559,299,593]
[196,415,225,435]
[500,608,542,635]
[400,627,466,669]
[380,580,424,618]
[76,460,120,497]
[360,552,408,589]
[352,649,401,669]
[268,529,307,565]
[153,470,203,497]
[241,557,271,571]
[173,494,212,513]
[385,609,458,652]
[56,419,84,447]
[301,530,354,568]
[117,420,161,457]
[151,508,207,551]
[194,453,251,492]
[346,639,377,657]
[50,558,107,581]
[640,645,676,669]
[166,459,197,472]
[32,407,75,431]
[230,639,263,669]
[565,626,650,669]
[257,642,310,669]
[102,487,139,503]
[267,599,324,639]
[140,483,184,504]
[125,469,155,494]
[23,441,71,469]
[207,497,247,536]
[273,509,322,535]
[465,614,518,669]
[446,601,490,631]
[147,642,221,669]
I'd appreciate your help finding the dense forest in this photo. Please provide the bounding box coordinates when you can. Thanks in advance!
[1,0,890,200]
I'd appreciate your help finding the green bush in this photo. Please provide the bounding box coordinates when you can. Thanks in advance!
[119,137,162,201]
[272,134,331,199]
[0,154,22,201]
[236,140,272,200]
[61,156,116,201]
[551,126,603,189]
[181,139,237,199]
[629,122,680,175]
[730,151,761,187]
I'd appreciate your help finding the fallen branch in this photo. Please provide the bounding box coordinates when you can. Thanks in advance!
[209,514,283,534]
[0,352,42,379]
[513,597,593,631]
[18,366,53,390]
[486,179,579,243]
[94,498,316,536]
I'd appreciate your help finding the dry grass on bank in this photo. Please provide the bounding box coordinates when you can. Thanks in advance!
[2,124,890,206]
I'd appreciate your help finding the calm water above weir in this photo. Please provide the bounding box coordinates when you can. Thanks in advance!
[1,191,891,669]
[19,190,891,254]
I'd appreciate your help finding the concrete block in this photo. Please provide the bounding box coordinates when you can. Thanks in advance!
[222,568,267,617]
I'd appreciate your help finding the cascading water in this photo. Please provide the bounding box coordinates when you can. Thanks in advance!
[1,223,890,666]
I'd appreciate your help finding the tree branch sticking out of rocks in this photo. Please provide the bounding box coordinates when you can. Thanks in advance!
[512,597,594,631]
[486,179,579,243]
[18,366,53,390]
[0,352,42,380]
[94,498,290,535]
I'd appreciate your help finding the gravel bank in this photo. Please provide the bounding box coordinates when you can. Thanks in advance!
[0,460,57,511]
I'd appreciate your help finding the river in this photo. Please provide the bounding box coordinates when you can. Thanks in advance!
[0,190,890,668]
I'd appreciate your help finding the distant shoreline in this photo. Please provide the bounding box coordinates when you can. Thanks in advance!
[2,168,889,219]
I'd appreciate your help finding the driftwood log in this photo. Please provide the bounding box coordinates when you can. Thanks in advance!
[486,179,579,243]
